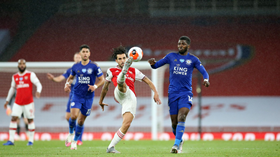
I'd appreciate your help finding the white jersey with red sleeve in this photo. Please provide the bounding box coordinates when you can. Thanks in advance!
[6,70,42,105]
[106,66,145,96]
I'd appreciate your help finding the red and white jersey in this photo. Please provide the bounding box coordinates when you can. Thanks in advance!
[106,66,145,96]
[10,71,41,105]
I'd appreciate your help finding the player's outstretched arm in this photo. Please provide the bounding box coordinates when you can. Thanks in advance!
[47,73,66,82]
[99,81,110,111]
[142,77,162,105]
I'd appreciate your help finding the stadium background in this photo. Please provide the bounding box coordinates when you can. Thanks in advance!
[0,0,279,141]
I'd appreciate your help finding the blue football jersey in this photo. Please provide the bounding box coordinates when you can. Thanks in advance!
[70,60,103,98]
[151,52,209,94]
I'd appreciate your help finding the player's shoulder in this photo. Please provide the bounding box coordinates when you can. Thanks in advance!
[89,60,99,67]
[108,67,121,72]
[188,53,199,60]
[166,52,177,57]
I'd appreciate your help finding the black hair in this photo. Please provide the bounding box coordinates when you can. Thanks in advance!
[112,45,127,59]
[80,44,90,51]
[179,36,191,45]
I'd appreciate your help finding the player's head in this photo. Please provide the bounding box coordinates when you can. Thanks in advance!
[178,36,191,54]
[112,45,128,68]
[79,44,90,61]
[17,59,26,73]
[73,52,81,63]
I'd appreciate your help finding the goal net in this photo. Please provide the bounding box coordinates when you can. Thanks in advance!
[0,61,167,140]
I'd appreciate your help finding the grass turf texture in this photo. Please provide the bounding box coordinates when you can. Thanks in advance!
[1,140,279,157]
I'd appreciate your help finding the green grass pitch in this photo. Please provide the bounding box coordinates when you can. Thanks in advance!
[0,140,279,157]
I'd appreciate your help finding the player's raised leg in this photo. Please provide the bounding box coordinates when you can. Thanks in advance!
[117,56,133,85]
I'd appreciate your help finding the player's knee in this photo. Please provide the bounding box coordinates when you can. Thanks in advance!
[71,115,78,120]
[178,115,186,122]
[27,119,33,123]
[11,116,18,122]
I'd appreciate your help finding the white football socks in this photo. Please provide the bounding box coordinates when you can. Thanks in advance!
[108,129,125,148]
[28,122,35,143]
[9,121,17,142]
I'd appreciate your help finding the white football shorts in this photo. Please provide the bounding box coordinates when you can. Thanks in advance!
[11,102,35,119]
[114,86,137,118]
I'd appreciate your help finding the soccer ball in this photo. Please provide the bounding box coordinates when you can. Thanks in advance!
[128,46,143,62]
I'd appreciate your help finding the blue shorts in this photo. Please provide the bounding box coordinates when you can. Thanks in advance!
[168,92,193,115]
[71,94,94,116]
[66,92,73,113]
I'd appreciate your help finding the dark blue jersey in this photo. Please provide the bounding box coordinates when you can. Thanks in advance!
[151,52,209,94]
[70,60,103,98]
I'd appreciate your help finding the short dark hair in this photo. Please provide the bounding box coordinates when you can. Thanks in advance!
[179,36,191,45]
[112,45,127,59]
[80,44,90,51]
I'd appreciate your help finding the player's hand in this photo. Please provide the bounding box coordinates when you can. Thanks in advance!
[4,101,9,109]
[148,58,156,65]
[88,84,96,92]
[99,102,108,111]
[203,80,210,87]
[153,93,162,105]
[46,73,54,80]
[35,92,41,98]
[6,105,11,116]
[64,82,71,93]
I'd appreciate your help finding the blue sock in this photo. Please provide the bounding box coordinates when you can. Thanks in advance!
[78,125,84,141]
[69,118,76,134]
[74,124,83,141]
[174,122,185,146]
[172,127,176,136]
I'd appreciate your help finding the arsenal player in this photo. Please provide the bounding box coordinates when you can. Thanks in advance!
[99,45,161,153]
[3,59,42,146]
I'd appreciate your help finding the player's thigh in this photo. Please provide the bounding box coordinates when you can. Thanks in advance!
[71,94,84,110]
[118,88,137,118]
[178,94,193,111]
[80,97,94,116]
[11,103,23,117]
[168,99,179,115]
[22,102,35,119]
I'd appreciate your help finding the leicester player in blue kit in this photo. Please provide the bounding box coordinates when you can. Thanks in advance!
[47,53,85,145]
[64,44,105,150]
[148,36,210,154]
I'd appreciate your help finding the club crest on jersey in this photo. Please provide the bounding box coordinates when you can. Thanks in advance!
[180,59,185,63]
[174,59,177,62]
[186,60,192,65]
[71,102,75,106]
[24,76,28,80]
[82,69,86,73]
[87,68,93,74]
[20,77,23,81]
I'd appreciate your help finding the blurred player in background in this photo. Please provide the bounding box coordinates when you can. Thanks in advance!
[99,45,161,153]
[46,52,84,145]
[3,59,42,146]
[64,44,105,150]
[148,36,210,153]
